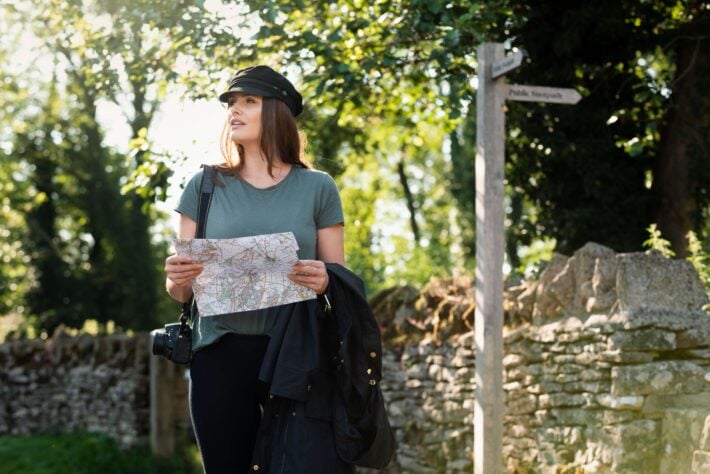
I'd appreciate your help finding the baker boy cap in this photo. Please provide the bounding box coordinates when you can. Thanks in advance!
[219,65,303,117]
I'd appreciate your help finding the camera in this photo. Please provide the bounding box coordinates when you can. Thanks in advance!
[151,318,192,365]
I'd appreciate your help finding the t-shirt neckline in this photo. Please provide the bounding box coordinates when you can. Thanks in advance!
[237,165,297,191]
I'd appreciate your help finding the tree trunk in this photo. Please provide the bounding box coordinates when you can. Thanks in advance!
[652,16,710,257]
[397,157,420,245]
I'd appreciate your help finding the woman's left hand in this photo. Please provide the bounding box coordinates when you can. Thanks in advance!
[288,260,329,294]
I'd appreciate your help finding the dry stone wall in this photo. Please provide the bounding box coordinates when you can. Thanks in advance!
[1,242,708,474]
[0,331,151,447]
[375,243,710,473]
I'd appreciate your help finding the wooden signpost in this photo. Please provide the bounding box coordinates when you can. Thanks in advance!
[474,42,580,474]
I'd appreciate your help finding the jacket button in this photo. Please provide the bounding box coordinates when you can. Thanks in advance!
[252,465,260,471]
[367,368,372,374]
[369,379,377,386]
[369,351,377,358]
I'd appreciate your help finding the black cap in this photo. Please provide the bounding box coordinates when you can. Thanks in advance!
[218,65,303,117]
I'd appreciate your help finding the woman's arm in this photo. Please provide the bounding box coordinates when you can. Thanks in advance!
[316,223,345,265]
[289,223,345,294]
[164,214,203,303]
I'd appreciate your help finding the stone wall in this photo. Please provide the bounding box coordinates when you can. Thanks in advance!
[374,243,710,473]
[0,331,152,447]
[1,242,709,473]
[693,415,710,473]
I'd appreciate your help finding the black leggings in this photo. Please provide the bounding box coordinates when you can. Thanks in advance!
[189,333,270,474]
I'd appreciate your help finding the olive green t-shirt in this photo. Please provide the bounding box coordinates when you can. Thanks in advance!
[175,165,344,352]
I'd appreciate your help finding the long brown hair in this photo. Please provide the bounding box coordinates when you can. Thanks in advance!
[216,97,311,179]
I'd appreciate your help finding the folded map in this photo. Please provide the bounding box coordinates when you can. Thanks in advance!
[173,232,316,316]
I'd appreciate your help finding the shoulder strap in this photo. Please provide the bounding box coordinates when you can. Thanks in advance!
[183,164,216,323]
[195,164,216,239]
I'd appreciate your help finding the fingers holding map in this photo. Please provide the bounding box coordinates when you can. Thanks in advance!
[173,232,316,316]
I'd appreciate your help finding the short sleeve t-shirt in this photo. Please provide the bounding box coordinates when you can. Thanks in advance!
[175,165,344,352]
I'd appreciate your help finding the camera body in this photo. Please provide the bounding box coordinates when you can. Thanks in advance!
[151,320,192,364]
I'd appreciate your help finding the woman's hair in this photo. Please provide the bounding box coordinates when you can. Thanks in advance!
[216,97,311,179]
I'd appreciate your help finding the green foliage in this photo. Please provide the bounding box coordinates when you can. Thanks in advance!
[643,223,676,258]
[0,0,232,332]
[687,231,710,294]
[0,433,200,474]
[2,0,709,330]
[239,0,710,285]
[500,0,710,256]
[643,225,710,307]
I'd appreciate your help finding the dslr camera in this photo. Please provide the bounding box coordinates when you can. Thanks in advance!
[151,304,192,364]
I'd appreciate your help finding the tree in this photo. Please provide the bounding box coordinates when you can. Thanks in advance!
[238,0,710,278]
[2,0,232,331]
[501,0,710,257]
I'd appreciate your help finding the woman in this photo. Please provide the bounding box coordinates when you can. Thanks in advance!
[164,65,346,473]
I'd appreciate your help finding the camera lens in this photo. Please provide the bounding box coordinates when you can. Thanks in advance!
[152,331,167,356]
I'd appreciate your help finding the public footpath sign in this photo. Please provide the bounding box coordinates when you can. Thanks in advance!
[491,50,525,79]
[506,84,582,104]
[474,42,581,474]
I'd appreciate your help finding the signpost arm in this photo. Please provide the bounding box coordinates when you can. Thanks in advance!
[474,42,506,474]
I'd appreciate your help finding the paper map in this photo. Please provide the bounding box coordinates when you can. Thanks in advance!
[173,232,316,316]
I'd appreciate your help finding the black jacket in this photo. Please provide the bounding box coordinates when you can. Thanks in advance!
[250,264,395,473]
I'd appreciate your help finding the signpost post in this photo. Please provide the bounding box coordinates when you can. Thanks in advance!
[474,42,580,474]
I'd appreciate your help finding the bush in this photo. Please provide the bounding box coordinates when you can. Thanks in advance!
[0,433,200,474]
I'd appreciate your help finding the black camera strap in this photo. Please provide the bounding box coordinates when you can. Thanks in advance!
[181,164,216,325]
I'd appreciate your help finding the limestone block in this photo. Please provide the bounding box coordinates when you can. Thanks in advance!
[563,381,608,394]
[532,253,572,324]
[693,451,710,474]
[609,419,660,473]
[445,459,471,471]
[611,361,707,396]
[587,253,618,313]
[526,382,564,394]
[602,409,637,424]
[702,415,710,451]
[616,251,709,312]
[553,354,578,364]
[659,409,706,474]
[516,280,538,321]
[642,393,710,414]
[572,242,617,312]
[454,367,473,384]
[599,350,656,364]
[597,394,644,410]
[574,352,597,365]
[506,394,538,415]
[503,353,525,368]
[538,393,589,409]
[579,368,609,382]
[552,373,580,384]
[542,426,584,445]
[549,408,603,426]
[608,328,676,351]
[677,326,710,349]
[584,313,613,332]
[608,307,709,331]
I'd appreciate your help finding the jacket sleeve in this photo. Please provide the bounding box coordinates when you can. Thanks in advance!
[325,264,396,469]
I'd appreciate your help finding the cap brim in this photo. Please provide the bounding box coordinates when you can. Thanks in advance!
[218,85,276,102]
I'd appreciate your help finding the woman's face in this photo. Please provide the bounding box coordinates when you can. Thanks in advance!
[226,93,262,145]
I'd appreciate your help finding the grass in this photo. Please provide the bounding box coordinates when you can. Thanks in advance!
[0,433,202,474]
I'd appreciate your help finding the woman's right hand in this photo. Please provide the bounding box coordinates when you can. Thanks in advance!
[165,255,203,288]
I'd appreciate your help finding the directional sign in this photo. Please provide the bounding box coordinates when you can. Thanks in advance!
[505,84,582,104]
[491,51,525,79]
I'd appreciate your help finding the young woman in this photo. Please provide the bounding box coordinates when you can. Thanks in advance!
[164,65,346,473]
